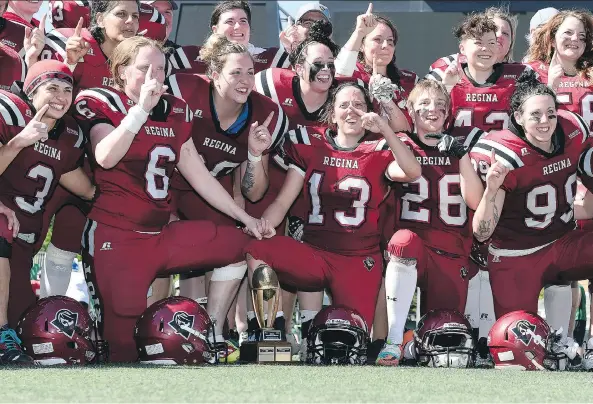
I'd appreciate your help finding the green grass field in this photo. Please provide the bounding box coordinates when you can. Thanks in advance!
[2,365,593,402]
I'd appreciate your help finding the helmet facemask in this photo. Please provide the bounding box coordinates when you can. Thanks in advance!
[307,324,368,365]
[416,325,475,368]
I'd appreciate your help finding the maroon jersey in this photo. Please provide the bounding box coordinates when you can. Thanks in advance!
[283,126,394,255]
[166,73,288,188]
[394,127,486,256]
[426,53,466,82]
[167,45,290,75]
[45,28,114,91]
[2,12,38,28]
[450,63,529,132]
[528,61,593,131]
[469,109,591,250]
[50,0,90,29]
[0,15,30,54]
[74,87,193,232]
[0,44,26,91]
[0,90,85,237]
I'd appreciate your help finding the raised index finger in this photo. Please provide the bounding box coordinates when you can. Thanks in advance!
[74,17,84,37]
[263,111,274,128]
[490,147,497,164]
[145,64,153,83]
[366,2,373,15]
[33,104,50,121]
[39,13,47,35]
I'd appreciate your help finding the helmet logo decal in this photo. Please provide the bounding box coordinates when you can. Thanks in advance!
[511,320,542,346]
[168,311,195,340]
[50,309,79,338]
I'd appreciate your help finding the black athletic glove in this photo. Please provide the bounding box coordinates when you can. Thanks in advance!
[425,133,467,159]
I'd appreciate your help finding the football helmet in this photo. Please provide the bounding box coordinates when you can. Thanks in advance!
[134,296,222,365]
[414,309,474,368]
[488,310,568,371]
[306,305,369,365]
[17,296,106,365]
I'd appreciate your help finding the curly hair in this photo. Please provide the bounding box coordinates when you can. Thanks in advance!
[320,82,374,129]
[484,6,518,62]
[510,69,558,115]
[454,13,498,42]
[524,10,593,82]
[289,20,338,67]
[199,33,253,78]
[90,0,140,45]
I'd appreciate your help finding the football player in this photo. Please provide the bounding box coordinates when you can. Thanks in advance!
[0,43,26,90]
[427,7,517,82]
[335,4,417,126]
[376,79,485,366]
[4,0,41,27]
[167,0,291,75]
[523,10,593,339]
[166,33,289,361]
[49,0,167,42]
[0,0,43,62]
[39,0,143,299]
[75,36,272,363]
[244,82,421,329]
[0,60,95,332]
[470,71,593,329]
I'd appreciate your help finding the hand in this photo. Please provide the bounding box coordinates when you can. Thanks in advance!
[0,202,19,238]
[138,64,168,112]
[547,49,564,91]
[13,105,50,149]
[355,3,377,36]
[279,20,305,53]
[425,133,467,158]
[442,62,460,90]
[24,13,46,65]
[352,108,389,134]
[248,112,274,157]
[485,148,510,192]
[241,216,263,240]
[65,17,91,65]
[257,217,276,239]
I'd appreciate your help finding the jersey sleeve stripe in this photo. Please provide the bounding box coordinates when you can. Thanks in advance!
[74,126,85,148]
[169,47,192,71]
[567,111,590,141]
[425,70,443,82]
[269,103,287,150]
[167,74,182,99]
[149,8,164,23]
[45,31,68,58]
[94,88,128,115]
[254,71,268,98]
[78,89,127,115]
[0,93,25,127]
[578,148,593,177]
[272,153,288,171]
[472,139,524,170]
[294,127,311,145]
[288,163,305,177]
[375,138,388,151]
[270,48,289,69]
[463,127,486,148]
[262,69,279,104]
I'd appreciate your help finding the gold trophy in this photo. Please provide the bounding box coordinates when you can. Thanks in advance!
[240,265,292,363]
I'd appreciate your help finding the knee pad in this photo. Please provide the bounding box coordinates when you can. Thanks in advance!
[210,262,247,281]
[387,230,423,259]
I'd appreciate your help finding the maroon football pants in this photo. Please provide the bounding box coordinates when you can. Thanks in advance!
[488,230,593,318]
[81,218,252,363]
[387,229,476,314]
[245,236,383,327]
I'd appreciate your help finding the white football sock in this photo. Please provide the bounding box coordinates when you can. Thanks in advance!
[544,284,572,339]
[478,270,496,339]
[464,272,480,330]
[39,243,77,297]
[385,259,417,345]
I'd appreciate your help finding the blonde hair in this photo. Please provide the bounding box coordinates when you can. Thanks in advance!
[406,79,450,113]
[484,6,518,62]
[524,10,593,81]
[199,33,253,78]
[110,36,166,89]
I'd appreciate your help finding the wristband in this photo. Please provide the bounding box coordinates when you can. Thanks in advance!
[335,49,358,76]
[120,105,149,134]
[248,150,262,162]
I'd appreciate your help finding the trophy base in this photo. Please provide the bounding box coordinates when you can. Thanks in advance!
[240,341,292,363]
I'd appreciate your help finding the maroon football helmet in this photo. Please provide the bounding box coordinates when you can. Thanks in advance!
[134,296,222,365]
[17,296,105,365]
[488,310,568,371]
[306,305,369,365]
[414,309,474,368]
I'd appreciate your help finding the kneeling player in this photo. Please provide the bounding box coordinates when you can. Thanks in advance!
[377,79,485,366]
[244,82,421,329]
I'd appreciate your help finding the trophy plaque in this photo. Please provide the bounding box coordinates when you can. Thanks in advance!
[240,265,292,363]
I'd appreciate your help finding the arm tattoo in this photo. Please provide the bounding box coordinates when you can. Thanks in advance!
[493,204,500,224]
[241,162,255,195]
[474,219,492,240]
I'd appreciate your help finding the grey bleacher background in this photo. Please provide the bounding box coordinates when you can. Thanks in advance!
[170,0,593,77]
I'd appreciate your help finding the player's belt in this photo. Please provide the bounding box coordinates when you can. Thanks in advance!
[489,239,557,258]
[17,232,36,244]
